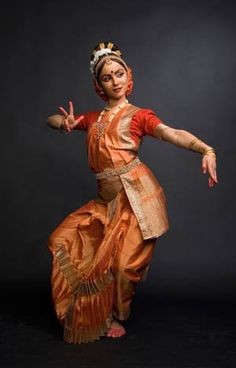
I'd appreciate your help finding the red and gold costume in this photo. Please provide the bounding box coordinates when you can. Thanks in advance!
[48,103,169,343]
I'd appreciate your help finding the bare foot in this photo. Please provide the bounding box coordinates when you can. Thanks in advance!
[106,320,126,338]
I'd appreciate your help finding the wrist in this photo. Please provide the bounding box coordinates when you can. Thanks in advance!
[189,138,216,156]
[201,147,216,157]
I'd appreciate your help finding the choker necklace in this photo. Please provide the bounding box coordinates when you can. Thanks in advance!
[104,99,128,111]
[96,100,129,140]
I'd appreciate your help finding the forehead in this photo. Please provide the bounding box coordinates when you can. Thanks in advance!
[100,60,125,76]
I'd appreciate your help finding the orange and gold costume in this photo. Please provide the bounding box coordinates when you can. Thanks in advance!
[48,104,169,343]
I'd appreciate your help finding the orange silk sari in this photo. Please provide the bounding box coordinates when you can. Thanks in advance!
[48,104,169,343]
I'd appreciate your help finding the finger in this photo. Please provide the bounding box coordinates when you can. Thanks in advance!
[59,106,69,117]
[68,115,85,130]
[209,163,218,183]
[204,158,216,179]
[208,177,214,187]
[69,101,74,116]
[201,156,207,174]
[208,165,215,180]
[65,123,71,132]
[202,163,207,174]
[74,115,84,124]
[212,168,218,183]
[63,117,67,128]
[209,176,217,187]
[64,118,70,132]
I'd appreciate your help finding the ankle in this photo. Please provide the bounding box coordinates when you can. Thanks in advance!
[112,316,124,324]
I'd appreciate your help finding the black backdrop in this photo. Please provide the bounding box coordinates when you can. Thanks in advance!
[1,0,236,301]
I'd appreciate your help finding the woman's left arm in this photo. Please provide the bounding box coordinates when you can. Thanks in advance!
[154,124,218,188]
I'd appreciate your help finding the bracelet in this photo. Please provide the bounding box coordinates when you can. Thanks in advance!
[189,138,216,157]
[202,147,216,157]
[202,147,216,154]
[189,138,200,150]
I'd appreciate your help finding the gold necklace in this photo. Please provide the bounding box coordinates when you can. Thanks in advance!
[95,100,129,140]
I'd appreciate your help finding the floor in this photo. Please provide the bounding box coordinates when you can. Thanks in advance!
[1,281,236,368]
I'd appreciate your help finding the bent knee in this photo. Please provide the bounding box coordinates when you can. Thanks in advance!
[47,231,64,254]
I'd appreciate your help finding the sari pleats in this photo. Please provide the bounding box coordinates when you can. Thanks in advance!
[49,188,155,343]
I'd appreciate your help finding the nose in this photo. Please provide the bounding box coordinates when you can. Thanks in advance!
[111,75,118,85]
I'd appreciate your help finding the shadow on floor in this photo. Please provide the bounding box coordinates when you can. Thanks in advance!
[0,280,236,368]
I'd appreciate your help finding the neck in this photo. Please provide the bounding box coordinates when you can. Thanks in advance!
[106,97,128,109]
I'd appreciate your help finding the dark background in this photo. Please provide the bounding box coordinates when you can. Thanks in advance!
[1,0,236,367]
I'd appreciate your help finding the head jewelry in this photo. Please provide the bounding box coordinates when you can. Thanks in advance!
[90,41,134,100]
[90,42,128,78]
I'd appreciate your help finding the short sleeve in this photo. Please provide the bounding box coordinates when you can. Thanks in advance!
[130,109,164,140]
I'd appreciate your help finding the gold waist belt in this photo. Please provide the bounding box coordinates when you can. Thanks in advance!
[95,156,141,180]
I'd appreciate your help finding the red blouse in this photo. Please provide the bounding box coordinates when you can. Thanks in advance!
[75,108,163,144]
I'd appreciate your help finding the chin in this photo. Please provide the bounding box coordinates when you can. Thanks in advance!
[113,92,125,99]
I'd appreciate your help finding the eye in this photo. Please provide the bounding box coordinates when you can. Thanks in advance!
[101,75,111,82]
[117,72,124,78]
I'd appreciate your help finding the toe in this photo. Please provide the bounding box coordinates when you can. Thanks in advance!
[106,320,126,338]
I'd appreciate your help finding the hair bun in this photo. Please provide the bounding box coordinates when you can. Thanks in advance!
[90,41,123,75]
[91,41,122,61]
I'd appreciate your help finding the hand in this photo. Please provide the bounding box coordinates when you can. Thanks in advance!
[59,101,84,132]
[202,154,218,188]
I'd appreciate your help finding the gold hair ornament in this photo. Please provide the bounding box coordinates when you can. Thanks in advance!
[93,55,128,78]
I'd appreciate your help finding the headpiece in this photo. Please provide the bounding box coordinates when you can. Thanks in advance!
[90,41,128,78]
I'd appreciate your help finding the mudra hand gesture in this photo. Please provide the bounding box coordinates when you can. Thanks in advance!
[59,101,84,132]
[202,154,218,188]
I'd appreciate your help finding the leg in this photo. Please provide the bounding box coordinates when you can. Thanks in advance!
[107,207,156,338]
[48,193,134,343]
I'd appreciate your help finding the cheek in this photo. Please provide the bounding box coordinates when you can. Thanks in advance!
[121,78,128,86]
[99,82,108,91]
[103,83,112,92]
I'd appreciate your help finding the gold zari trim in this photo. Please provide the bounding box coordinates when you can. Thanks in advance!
[55,245,115,344]
[55,246,81,291]
[95,156,141,180]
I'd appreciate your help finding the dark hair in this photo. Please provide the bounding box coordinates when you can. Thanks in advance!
[91,41,126,80]
[90,41,121,62]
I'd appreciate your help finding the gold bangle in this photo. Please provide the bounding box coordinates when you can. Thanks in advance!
[205,148,216,153]
[189,138,200,150]
[202,152,216,157]
[202,147,216,155]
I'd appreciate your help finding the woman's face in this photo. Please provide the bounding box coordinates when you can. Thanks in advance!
[98,60,128,102]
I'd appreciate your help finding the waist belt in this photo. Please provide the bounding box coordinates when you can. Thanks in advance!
[95,157,141,180]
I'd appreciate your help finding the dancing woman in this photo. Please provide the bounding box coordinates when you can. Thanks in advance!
[47,41,218,344]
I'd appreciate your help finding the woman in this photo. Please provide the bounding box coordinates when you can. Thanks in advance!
[47,41,218,344]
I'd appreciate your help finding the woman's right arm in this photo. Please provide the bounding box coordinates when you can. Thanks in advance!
[47,101,84,132]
